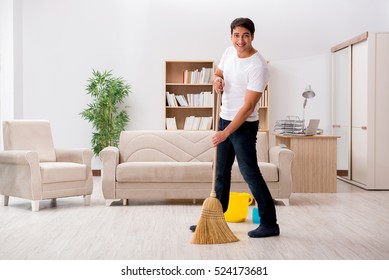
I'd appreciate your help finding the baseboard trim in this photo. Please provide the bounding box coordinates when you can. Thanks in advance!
[92,169,101,176]
[337,170,348,176]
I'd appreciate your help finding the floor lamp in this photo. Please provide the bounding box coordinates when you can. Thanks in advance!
[302,85,315,131]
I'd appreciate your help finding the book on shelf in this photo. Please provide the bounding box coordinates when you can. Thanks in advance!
[175,95,188,107]
[199,116,213,130]
[167,91,213,107]
[187,91,213,107]
[203,91,214,107]
[259,86,268,107]
[166,92,178,107]
[166,117,177,130]
[183,116,195,130]
[183,67,213,84]
[200,67,213,84]
[183,116,213,130]
[192,117,201,130]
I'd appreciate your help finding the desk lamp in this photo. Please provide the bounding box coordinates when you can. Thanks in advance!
[302,85,315,130]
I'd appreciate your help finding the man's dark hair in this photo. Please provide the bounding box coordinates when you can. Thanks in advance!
[230,18,255,35]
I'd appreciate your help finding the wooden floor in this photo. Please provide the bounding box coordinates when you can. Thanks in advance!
[1,178,389,260]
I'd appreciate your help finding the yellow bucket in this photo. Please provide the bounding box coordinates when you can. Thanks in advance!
[224,192,253,223]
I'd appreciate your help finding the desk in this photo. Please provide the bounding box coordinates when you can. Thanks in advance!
[274,134,340,193]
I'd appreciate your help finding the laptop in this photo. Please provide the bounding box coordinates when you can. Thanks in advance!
[284,119,320,136]
[304,119,320,136]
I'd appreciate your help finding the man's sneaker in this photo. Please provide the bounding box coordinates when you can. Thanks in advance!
[248,224,280,238]
[189,225,196,232]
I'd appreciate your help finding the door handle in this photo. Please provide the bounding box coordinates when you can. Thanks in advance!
[361,126,367,130]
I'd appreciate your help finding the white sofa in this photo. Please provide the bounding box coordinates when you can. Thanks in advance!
[99,130,294,206]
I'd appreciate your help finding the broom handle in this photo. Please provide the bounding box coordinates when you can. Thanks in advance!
[211,91,222,197]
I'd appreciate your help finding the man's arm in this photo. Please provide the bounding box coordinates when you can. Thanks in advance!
[212,90,262,146]
[212,68,224,94]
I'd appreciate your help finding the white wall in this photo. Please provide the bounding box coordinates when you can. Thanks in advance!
[269,53,331,143]
[2,0,389,168]
[0,0,15,149]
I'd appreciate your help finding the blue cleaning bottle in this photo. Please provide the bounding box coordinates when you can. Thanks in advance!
[252,207,261,224]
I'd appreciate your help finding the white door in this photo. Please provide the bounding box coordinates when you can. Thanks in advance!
[351,40,368,185]
[374,33,389,189]
[332,46,351,179]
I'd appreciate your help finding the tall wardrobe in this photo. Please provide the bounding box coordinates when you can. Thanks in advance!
[331,32,389,190]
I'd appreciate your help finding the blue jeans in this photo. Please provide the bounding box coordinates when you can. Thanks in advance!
[216,118,277,227]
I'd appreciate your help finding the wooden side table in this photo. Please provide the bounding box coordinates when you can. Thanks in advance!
[274,134,340,193]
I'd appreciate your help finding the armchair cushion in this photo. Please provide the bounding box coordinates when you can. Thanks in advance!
[40,162,88,183]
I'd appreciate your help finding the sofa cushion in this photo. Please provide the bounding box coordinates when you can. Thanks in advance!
[116,161,278,183]
[117,162,213,183]
[40,162,87,183]
[231,162,278,182]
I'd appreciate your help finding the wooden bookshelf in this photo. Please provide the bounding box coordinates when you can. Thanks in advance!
[165,61,215,130]
[258,84,269,133]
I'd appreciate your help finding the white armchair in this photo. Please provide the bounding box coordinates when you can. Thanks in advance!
[0,120,93,211]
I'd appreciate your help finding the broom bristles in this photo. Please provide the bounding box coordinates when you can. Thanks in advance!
[191,196,239,244]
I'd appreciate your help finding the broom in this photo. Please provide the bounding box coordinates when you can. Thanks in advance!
[191,91,239,244]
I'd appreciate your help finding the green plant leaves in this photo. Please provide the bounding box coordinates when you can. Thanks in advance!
[80,70,131,156]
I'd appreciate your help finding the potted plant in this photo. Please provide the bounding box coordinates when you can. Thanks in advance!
[80,70,131,156]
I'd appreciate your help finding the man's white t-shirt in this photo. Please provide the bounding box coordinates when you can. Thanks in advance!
[217,46,269,122]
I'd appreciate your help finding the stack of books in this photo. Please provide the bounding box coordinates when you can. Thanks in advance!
[183,67,213,84]
[183,116,213,130]
[166,92,214,107]
[165,116,213,130]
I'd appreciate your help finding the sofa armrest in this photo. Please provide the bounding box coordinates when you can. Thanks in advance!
[0,150,42,200]
[99,146,119,199]
[269,146,294,199]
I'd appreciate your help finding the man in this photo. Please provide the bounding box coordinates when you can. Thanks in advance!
[191,18,279,238]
